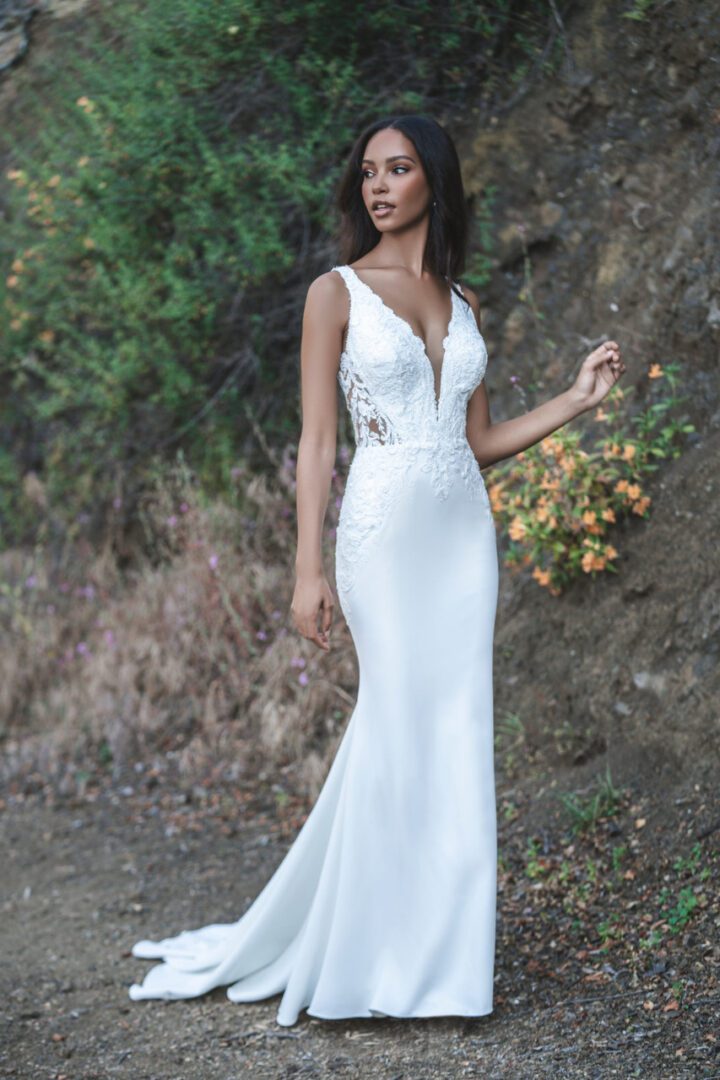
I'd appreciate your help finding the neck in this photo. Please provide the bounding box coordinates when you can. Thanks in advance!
[370,214,430,278]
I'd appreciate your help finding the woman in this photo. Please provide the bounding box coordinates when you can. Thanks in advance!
[129,115,624,1025]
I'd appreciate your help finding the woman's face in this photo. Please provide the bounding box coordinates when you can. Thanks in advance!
[360,128,432,233]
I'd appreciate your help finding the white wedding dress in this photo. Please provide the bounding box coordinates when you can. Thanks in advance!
[129,264,499,1026]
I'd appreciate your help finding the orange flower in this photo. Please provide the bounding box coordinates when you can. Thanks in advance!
[622,444,637,461]
[536,506,550,523]
[627,483,641,500]
[509,516,527,541]
[595,407,609,421]
[648,363,663,378]
[582,551,607,573]
[11,258,24,273]
[632,496,651,515]
[47,174,61,188]
[38,329,55,344]
[581,551,596,573]
[605,545,618,559]
[488,484,505,512]
[532,567,551,586]
[5,274,19,288]
[582,510,597,527]
[602,507,616,523]
[614,479,629,494]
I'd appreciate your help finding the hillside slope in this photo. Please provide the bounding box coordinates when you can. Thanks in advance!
[458,0,720,795]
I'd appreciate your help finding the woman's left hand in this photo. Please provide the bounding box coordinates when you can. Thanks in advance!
[571,340,625,412]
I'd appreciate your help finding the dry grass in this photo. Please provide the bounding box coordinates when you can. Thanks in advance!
[0,449,355,798]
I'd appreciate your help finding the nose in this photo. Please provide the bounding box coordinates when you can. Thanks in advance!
[371,172,388,194]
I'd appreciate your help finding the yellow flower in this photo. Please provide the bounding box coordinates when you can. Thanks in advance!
[648,363,663,378]
[622,444,636,461]
[509,516,527,541]
[602,507,616,523]
[532,567,551,586]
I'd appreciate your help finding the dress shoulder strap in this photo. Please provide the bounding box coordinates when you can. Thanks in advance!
[330,264,354,291]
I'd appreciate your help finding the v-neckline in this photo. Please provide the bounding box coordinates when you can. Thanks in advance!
[344,265,456,416]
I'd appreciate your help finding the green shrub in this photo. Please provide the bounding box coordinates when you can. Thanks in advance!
[1,0,555,545]
[486,362,694,592]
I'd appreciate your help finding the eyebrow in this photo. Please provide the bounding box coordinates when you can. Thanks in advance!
[361,154,416,164]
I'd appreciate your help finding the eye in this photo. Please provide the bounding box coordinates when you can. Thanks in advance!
[392,165,409,174]
[361,169,374,179]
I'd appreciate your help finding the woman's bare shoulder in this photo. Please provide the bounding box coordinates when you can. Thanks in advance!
[303,270,349,329]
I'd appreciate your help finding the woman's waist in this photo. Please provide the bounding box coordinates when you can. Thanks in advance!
[350,437,474,456]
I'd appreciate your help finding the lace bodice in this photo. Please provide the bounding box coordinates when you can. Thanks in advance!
[332,265,488,450]
[330,265,493,619]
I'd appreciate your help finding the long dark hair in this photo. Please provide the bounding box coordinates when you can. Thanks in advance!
[337,114,468,296]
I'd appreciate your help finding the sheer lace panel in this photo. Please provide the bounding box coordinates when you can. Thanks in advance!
[338,356,398,447]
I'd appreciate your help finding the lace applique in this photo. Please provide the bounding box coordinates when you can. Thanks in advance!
[337,356,398,447]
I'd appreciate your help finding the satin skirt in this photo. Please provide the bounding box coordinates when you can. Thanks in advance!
[129,449,499,1025]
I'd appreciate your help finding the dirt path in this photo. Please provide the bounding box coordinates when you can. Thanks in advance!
[2,767,717,1080]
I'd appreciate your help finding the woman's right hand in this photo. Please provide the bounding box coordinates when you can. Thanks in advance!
[290,570,335,651]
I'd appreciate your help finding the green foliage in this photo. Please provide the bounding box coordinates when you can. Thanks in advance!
[486,362,695,592]
[621,0,663,21]
[0,0,552,544]
[557,765,623,835]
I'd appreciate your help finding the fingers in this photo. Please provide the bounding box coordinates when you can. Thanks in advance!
[291,605,333,651]
[589,340,625,376]
[321,594,334,634]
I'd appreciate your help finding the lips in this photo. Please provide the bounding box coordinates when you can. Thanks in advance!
[372,201,395,217]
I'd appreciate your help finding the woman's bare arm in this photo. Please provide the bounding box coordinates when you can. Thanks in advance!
[291,270,348,650]
[462,287,624,469]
